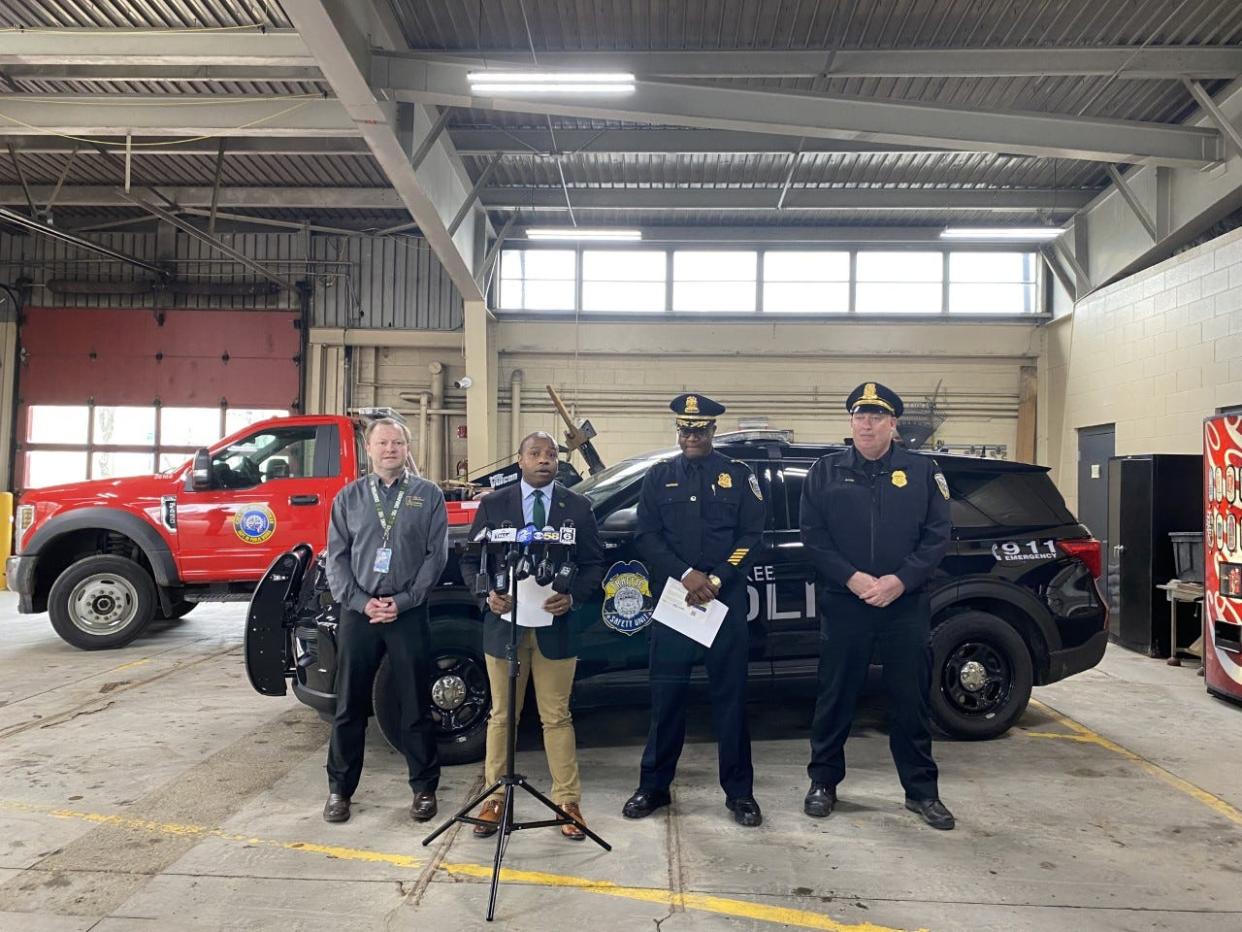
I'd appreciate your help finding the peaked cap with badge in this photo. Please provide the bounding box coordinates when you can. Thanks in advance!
[671,392,725,429]
[846,381,904,418]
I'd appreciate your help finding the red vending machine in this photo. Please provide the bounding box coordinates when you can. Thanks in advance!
[1204,413,1242,703]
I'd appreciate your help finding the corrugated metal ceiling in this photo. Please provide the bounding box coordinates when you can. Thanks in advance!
[1,0,1239,232]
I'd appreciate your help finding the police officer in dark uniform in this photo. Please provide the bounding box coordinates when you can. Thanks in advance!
[622,393,766,827]
[799,382,955,830]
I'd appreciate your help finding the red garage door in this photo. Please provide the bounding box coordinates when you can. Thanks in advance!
[16,307,301,490]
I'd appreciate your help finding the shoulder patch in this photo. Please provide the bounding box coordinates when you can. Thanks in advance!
[748,472,763,501]
[934,470,950,501]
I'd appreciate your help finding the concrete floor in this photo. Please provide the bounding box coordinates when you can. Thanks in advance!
[1,593,1240,932]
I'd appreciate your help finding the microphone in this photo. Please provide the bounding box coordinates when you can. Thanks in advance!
[471,524,492,597]
[514,524,537,581]
[551,518,578,595]
[534,525,557,586]
[490,521,515,592]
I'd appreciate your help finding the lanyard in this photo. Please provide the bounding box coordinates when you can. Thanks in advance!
[369,474,410,547]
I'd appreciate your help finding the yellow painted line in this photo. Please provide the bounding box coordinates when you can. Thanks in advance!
[110,658,152,673]
[0,798,912,932]
[1027,698,1242,829]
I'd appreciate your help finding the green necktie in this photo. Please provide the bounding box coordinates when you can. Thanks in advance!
[532,488,547,527]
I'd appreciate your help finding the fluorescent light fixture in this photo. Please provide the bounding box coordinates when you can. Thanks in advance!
[467,71,636,94]
[940,226,1063,241]
[526,227,643,241]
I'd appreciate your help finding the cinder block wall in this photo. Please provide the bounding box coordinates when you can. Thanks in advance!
[496,319,1039,469]
[1041,227,1242,512]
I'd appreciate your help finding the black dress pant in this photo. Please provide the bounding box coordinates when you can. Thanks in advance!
[639,583,753,799]
[807,590,939,801]
[326,604,440,798]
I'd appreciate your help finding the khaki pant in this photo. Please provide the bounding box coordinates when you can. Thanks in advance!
[484,629,581,805]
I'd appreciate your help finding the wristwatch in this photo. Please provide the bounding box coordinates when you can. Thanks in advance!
[708,574,722,590]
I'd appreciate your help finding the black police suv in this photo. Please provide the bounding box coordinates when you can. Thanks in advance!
[244,431,1107,765]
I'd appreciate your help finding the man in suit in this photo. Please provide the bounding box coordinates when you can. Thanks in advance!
[460,431,605,840]
[621,393,766,827]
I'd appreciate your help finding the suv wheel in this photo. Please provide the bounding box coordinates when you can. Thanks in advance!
[930,611,1033,740]
[372,619,490,766]
[48,555,158,650]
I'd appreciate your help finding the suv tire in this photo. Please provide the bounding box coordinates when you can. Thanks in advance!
[930,610,1033,740]
[48,555,159,650]
[373,618,491,766]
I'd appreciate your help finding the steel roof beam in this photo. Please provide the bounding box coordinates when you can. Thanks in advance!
[3,184,1092,211]
[0,96,357,137]
[397,46,1242,80]
[0,185,407,209]
[0,136,373,155]
[479,187,1094,211]
[0,28,313,66]
[283,0,483,300]
[373,58,1222,168]
[0,64,326,83]
[448,127,934,156]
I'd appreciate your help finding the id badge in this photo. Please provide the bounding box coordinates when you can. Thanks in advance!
[373,547,392,574]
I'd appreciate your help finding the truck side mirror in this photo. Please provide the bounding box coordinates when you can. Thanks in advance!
[191,448,214,491]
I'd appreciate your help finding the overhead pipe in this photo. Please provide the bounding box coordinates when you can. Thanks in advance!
[428,361,445,482]
[416,391,430,477]
[509,369,523,456]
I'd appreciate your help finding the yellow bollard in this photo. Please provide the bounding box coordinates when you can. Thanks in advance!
[0,492,12,589]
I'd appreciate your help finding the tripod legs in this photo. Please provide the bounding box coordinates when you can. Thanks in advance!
[419,559,610,920]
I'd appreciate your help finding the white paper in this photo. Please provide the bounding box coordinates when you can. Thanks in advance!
[500,575,555,628]
[651,577,728,648]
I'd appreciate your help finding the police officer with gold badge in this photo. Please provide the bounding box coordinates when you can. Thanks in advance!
[799,382,955,830]
[622,393,766,827]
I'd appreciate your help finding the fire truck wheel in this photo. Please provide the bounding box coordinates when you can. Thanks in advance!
[48,555,159,650]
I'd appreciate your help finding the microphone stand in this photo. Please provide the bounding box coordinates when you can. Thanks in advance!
[421,531,611,921]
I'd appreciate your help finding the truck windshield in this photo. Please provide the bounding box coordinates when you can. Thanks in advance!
[575,450,672,507]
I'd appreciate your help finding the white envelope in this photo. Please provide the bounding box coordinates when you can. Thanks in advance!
[651,577,729,648]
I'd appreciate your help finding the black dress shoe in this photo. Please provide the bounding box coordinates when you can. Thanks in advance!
[905,797,955,831]
[725,795,763,827]
[323,793,351,823]
[803,782,837,818]
[410,792,438,822]
[622,788,671,819]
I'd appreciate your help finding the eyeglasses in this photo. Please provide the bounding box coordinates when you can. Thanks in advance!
[677,426,712,437]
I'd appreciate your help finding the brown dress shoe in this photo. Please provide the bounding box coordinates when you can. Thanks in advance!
[560,802,586,841]
[473,799,503,837]
[410,792,438,822]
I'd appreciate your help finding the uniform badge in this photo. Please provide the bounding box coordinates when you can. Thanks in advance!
[748,473,763,501]
[233,504,276,544]
[684,395,700,414]
[717,472,732,489]
[934,471,950,500]
[601,561,654,636]
[891,470,908,489]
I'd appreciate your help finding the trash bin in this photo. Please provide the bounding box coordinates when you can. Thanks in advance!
[1168,531,1203,582]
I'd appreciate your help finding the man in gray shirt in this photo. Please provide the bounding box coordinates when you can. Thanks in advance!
[323,417,448,825]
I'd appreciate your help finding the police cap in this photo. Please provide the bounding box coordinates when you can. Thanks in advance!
[670,392,725,429]
[846,381,903,418]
